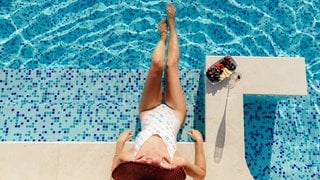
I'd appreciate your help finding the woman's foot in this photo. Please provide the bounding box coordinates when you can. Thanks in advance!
[158,19,167,40]
[166,3,176,29]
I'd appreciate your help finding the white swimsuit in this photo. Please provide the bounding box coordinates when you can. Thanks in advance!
[134,104,181,161]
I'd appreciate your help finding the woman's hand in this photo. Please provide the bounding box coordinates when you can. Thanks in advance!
[188,129,204,143]
[112,130,133,171]
[185,129,206,179]
[118,130,133,143]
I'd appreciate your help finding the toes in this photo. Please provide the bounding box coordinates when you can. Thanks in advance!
[166,3,176,18]
[167,3,173,10]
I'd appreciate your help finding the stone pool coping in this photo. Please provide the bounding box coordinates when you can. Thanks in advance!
[0,56,307,179]
[204,56,307,179]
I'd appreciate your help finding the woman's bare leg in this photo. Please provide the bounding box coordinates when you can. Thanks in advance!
[164,3,186,124]
[139,20,167,117]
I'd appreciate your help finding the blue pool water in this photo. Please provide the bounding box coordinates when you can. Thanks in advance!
[0,0,319,179]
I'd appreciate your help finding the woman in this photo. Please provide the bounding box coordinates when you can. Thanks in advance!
[111,3,206,179]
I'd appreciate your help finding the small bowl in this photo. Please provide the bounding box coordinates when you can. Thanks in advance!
[206,56,237,85]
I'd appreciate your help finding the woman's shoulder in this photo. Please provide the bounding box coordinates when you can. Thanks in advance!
[173,151,188,166]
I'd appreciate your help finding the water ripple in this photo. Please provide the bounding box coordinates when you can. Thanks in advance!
[0,1,319,178]
[0,0,318,71]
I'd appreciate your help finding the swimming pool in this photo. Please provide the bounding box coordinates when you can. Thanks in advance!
[0,0,319,179]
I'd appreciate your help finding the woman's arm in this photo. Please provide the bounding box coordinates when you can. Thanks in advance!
[184,129,206,179]
[111,130,132,171]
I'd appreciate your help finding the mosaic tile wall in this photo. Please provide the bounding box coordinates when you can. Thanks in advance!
[244,91,320,179]
[0,0,319,178]
[0,69,205,142]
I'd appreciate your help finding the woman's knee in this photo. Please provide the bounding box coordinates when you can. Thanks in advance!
[166,58,178,69]
[151,57,164,70]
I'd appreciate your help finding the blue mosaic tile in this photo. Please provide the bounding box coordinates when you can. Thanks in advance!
[0,0,319,178]
[244,91,320,179]
[0,69,205,142]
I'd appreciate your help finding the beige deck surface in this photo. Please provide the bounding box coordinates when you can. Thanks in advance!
[0,56,307,180]
[204,56,307,179]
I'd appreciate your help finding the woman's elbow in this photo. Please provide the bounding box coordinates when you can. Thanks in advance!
[194,169,206,180]
[200,171,206,179]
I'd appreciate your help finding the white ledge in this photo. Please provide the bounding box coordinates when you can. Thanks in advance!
[205,56,307,179]
[206,56,307,96]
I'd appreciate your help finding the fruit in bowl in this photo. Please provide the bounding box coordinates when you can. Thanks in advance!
[206,56,237,83]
